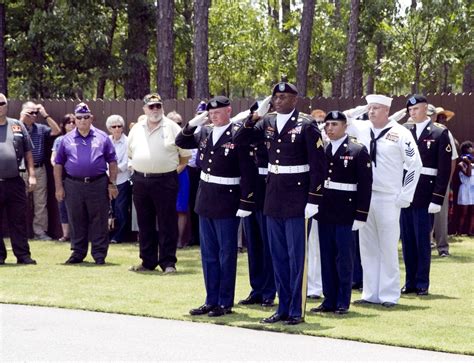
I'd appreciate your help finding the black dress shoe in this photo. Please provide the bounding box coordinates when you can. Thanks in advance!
[189,304,215,316]
[65,256,83,264]
[17,257,37,264]
[401,285,417,294]
[352,282,363,290]
[307,294,321,299]
[283,316,304,325]
[260,313,288,324]
[381,301,396,308]
[238,295,262,305]
[353,299,373,305]
[416,288,429,296]
[208,306,233,317]
[335,308,349,315]
[261,299,275,307]
[95,258,105,265]
[310,304,335,313]
[0,259,5,265]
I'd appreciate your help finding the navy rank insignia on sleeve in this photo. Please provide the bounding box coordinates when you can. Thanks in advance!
[405,141,415,157]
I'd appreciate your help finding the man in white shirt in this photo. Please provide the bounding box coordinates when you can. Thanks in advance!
[347,94,422,307]
[128,93,191,274]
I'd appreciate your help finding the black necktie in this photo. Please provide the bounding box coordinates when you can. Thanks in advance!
[326,143,332,157]
[370,127,391,167]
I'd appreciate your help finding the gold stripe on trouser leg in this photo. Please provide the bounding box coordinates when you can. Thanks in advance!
[301,218,309,318]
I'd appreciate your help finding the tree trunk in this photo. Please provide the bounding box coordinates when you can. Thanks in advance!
[156,0,175,99]
[296,0,316,97]
[463,62,473,93]
[343,0,360,98]
[97,5,119,99]
[0,3,7,96]
[182,0,194,99]
[354,54,363,97]
[281,0,291,30]
[331,0,342,97]
[193,0,210,100]
[124,0,152,99]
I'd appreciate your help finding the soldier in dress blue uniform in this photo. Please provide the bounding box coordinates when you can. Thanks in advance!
[234,82,326,325]
[310,111,372,314]
[401,95,452,296]
[175,96,255,317]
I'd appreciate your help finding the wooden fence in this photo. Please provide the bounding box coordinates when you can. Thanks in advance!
[2,93,473,241]
[5,93,474,141]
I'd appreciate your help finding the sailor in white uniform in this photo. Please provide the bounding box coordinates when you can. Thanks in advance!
[346,94,422,307]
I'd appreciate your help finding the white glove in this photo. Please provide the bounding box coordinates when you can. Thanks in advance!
[304,203,319,219]
[230,110,251,123]
[343,105,368,121]
[188,111,208,127]
[395,195,411,209]
[256,95,272,117]
[389,108,407,123]
[352,220,366,231]
[428,203,441,214]
[236,209,252,218]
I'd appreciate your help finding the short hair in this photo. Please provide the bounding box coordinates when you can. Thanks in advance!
[460,141,473,155]
[166,111,183,124]
[21,101,36,111]
[106,114,125,129]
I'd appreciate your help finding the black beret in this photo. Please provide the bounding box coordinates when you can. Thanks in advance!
[324,110,347,123]
[272,82,298,96]
[406,94,428,110]
[206,96,230,110]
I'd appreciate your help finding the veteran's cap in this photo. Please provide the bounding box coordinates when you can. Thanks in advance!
[74,102,91,115]
[143,93,163,105]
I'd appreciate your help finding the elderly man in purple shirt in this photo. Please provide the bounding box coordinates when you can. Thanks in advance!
[53,102,118,265]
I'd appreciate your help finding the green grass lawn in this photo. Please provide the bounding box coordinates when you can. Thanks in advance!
[1,236,473,355]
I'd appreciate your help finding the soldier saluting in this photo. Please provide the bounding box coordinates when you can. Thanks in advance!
[234,82,326,325]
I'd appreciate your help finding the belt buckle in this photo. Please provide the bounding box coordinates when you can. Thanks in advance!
[205,173,209,182]
[84,177,91,183]
[274,165,278,174]
[324,180,329,188]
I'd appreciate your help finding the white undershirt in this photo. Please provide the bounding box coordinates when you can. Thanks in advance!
[276,109,295,133]
[415,118,431,139]
[329,135,347,155]
[212,123,230,145]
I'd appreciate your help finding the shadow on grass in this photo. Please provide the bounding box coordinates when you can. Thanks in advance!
[432,254,474,264]
[59,261,121,267]
[400,293,459,301]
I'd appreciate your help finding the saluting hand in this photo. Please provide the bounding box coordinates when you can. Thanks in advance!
[188,111,209,127]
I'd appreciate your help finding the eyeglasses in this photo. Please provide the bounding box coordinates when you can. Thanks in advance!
[0,101,7,106]
[27,111,39,116]
[76,115,91,120]
[148,104,162,110]
[110,125,123,129]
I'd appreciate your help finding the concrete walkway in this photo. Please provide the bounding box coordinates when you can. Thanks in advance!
[0,304,469,361]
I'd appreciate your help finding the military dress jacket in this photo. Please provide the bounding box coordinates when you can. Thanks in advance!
[234,110,326,218]
[250,140,268,211]
[317,136,372,225]
[175,122,255,218]
[404,121,452,208]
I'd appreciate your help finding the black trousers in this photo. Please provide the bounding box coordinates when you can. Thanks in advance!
[64,176,110,261]
[132,172,179,270]
[0,176,32,261]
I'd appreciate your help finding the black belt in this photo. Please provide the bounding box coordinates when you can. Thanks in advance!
[134,171,176,178]
[34,163,44,168]
[66,174,107,183]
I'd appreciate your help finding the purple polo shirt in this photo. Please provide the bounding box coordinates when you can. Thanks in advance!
[55,126,117,177]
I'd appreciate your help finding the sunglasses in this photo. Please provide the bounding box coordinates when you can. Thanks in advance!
[0,101,7,106]
[27,111,39,116]
[148,104,162,110]
[110,125,123,129]
[66,121,75,125]
[76,115,91,120]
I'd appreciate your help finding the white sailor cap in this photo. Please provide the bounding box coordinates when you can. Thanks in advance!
[365,94,392,107]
